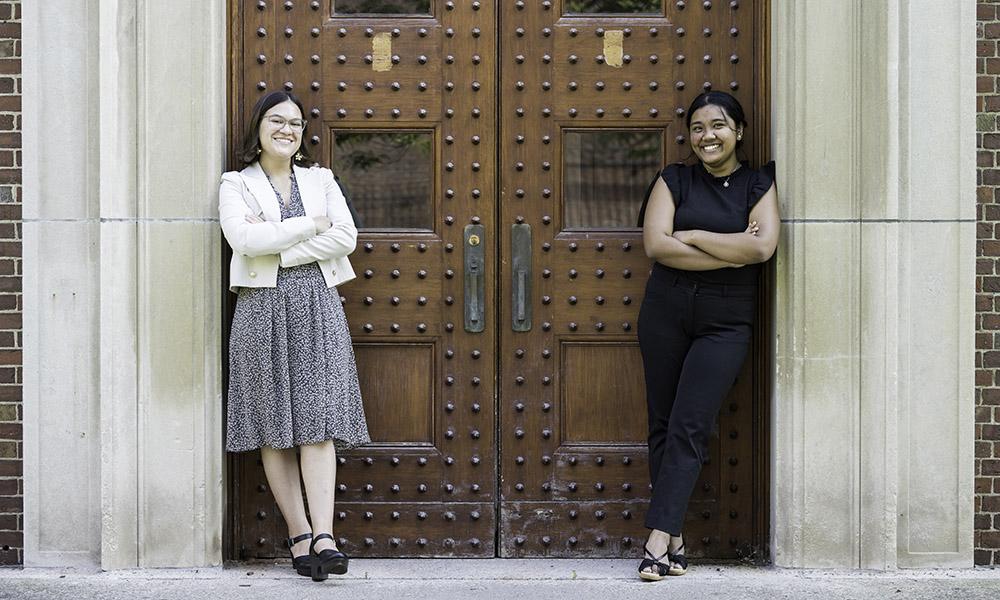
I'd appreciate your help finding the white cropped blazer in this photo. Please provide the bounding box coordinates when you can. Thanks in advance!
[219,162,357,292]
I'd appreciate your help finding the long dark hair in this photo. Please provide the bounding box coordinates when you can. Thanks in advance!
[237,91,318,167]
[685,91,748,150]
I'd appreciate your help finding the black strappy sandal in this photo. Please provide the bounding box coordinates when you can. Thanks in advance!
[667,542,688,576]
[309,533,349,582]
[638,543,671,581]
[286,532,312,577]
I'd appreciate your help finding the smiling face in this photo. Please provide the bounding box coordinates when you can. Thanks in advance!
[688,103,742,172]
[258,100,305,162]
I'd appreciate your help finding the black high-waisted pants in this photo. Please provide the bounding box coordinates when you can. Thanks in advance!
[637,263,756,535]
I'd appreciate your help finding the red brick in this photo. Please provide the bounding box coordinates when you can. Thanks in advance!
[0,479,16,496]
[0,333,17,349]
[0,314,23,331]
[0,96,20,113]
[0,169,20,185]
[0,494,21,514]
[0,132,19,148]
[0,351,19,366]
[0,460,20,477]
[0,297,19,313]
[979,333,994,350]
[981,150,995,168]
[0,530,20,548]
[0,423,22,439]
[979,200,1000,221]
[0,514,16,531]
[0,386,18,403]
[978,476,994,494]
[985,459,1000,476]
[977,368,993,386]
[980,4,996,22]
[0,24,19,39]
[978,294,994,311]
[980,277,1000,292]
[981,531,1000,549]
[981,76,997,94]
[0,277,20,293]
[978,440,993,458]
[0,60,18,76]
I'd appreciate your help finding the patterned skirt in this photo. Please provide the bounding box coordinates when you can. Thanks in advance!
[226,263,371,452]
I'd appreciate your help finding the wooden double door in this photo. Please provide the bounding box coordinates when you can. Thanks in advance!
[228,0,768,560]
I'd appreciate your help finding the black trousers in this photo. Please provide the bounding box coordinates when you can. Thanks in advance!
[637,264,756,535]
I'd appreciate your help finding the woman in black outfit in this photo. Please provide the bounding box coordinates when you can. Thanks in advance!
[636,92,779,580]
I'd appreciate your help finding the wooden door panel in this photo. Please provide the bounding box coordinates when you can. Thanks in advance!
[354,344,435,443]
[231,0,767,561]
[560,343,647,444]
[230,0,497,559]
[497,0,763,558]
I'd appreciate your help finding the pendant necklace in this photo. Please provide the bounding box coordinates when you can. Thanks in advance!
[721,164,741,188]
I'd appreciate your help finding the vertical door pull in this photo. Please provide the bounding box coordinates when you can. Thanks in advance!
[511,224,531,331]
[464,225,485,332]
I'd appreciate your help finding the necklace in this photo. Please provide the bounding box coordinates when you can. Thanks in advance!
[716,164,741,188]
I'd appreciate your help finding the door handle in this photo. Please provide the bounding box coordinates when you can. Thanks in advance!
[511,224,531,331]
[464,225,485,333]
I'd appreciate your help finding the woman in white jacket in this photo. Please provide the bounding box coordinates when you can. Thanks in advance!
[220,91,369,582]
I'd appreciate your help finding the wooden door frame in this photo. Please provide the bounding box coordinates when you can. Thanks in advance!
[222,0,772,562]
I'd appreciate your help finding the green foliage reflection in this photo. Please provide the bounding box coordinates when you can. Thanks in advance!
[332,132,433,230]
[334,0,431,14]
[564,0,661,14]
[564,130,663,229]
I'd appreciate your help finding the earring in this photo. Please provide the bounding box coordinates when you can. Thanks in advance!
[294,152,304,161]
[737,132,743,140]
[256,147,262,154]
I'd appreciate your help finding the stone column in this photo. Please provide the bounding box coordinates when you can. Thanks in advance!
[771,0,975,568]
[23,0,225,568]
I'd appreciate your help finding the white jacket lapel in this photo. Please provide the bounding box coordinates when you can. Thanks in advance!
[238,162,282,221]
[293,164,321,217]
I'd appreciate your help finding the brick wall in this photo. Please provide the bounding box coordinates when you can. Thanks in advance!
[0,0,20,568]
[978,0,1000,568]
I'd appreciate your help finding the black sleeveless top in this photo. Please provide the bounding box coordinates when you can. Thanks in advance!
[637,160,776,286]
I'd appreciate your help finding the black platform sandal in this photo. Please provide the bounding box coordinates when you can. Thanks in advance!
[637,543,671,581]
[286,532,312,577]
[309,533,349,582]
[667,542,688,576]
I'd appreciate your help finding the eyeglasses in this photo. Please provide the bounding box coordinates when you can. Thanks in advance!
[264,115,307,132]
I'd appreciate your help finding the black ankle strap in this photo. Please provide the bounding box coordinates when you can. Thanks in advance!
[310,532,335,551]
[287,532,312,548]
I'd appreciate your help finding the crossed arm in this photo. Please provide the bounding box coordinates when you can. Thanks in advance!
[218,169,357,265]
[641,177,780,270]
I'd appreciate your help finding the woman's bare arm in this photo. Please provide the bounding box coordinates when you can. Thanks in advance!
[642,178,743,271]
[673,183,780,265]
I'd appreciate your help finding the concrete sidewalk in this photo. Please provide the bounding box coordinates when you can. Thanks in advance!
[1,560,999,600]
